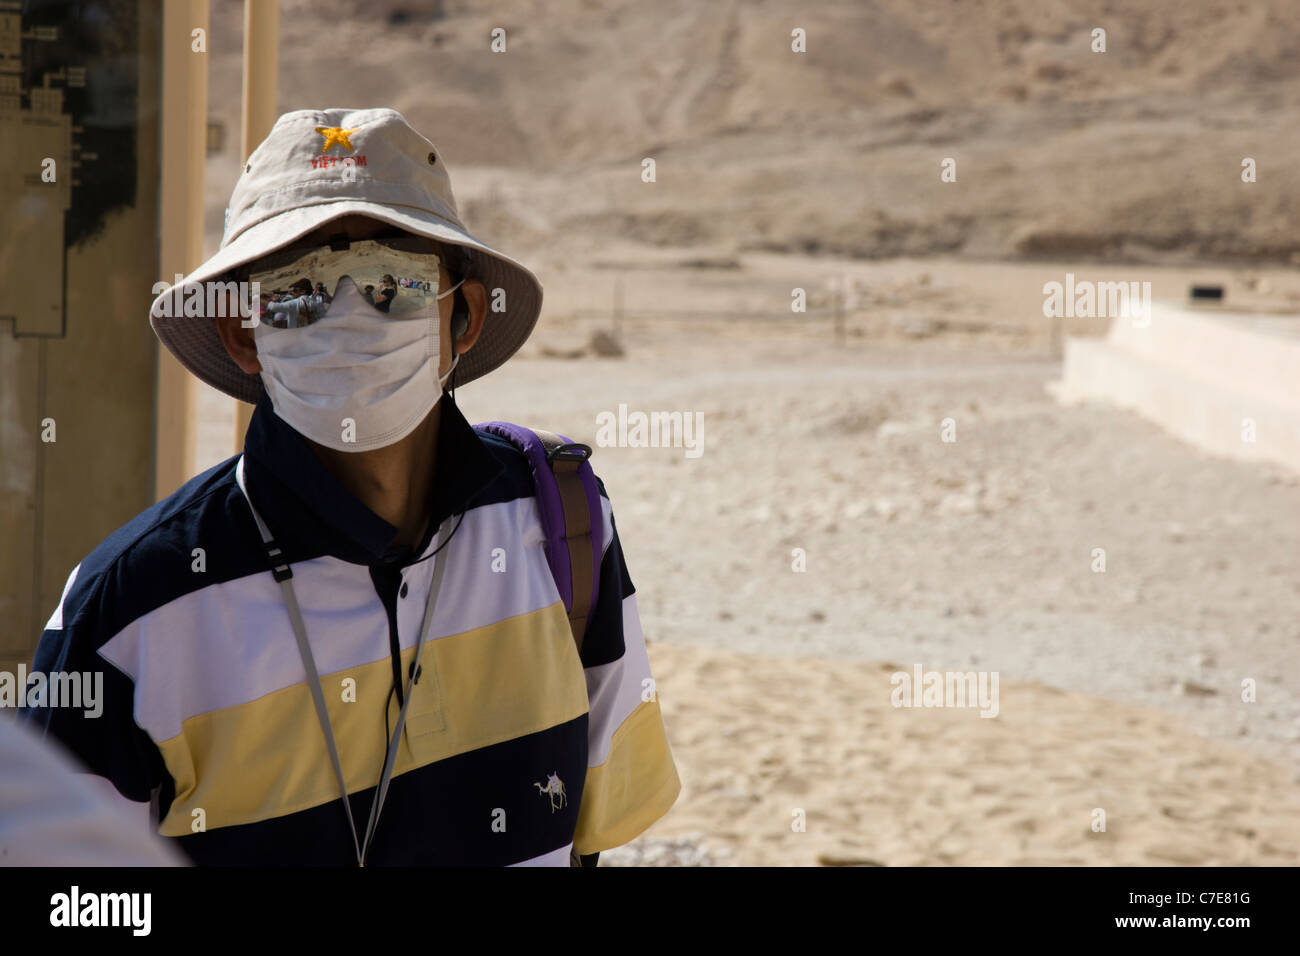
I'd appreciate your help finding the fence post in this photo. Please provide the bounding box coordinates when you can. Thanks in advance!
[834,276,845,344]
[613,274,623,344]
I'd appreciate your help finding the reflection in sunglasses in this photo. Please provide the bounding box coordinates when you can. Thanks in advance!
[249,238,444,326]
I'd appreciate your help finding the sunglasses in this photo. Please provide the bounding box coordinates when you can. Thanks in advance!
[243,237,465,327]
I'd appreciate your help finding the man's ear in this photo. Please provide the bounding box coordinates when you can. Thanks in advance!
[214,314,261,374]
[455,279,488,355]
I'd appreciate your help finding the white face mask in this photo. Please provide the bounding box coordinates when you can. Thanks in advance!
[255,276,461,452]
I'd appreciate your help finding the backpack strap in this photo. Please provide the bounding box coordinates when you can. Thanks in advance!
[474,422,604,655]
[531,429,598,651]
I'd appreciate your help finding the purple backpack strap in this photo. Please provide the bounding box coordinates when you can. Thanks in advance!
[475,422,603,653]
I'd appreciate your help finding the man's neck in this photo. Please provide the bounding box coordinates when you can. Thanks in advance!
[305,405,442,554]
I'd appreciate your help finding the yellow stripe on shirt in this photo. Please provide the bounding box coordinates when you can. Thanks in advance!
[156,601,587,835]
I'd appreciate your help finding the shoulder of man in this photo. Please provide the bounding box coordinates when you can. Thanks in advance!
[20,457,257,801]
[41,457,251,638]
[468,420,621,575]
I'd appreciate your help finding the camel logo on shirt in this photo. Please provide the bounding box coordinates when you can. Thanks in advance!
[534,772,567,812]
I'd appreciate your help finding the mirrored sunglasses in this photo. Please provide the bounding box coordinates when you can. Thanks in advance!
[246,237,464,327]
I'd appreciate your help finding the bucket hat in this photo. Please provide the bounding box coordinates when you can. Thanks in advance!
[149,107,543,403]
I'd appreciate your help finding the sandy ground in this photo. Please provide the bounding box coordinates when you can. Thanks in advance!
[194,253,1300,866]
[604,642,1300,867]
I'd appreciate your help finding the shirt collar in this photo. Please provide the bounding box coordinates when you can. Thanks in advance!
[241,390,505,567]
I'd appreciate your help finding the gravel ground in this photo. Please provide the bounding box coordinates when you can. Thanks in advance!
[598,833,729,867]
[461,313,1300,769]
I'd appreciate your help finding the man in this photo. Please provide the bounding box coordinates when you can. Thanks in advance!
[22,108,680,866]
[261,277,316,328]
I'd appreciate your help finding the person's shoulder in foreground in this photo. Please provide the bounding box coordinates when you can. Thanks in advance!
[0,714,186,866]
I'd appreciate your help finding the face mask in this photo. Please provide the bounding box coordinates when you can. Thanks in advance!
[254,277,459,452]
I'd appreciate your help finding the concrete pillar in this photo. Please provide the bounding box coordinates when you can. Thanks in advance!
[156,0,210,499]
[232,0,279,451]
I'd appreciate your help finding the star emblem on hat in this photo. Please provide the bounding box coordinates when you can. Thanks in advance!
[314,125,359,153]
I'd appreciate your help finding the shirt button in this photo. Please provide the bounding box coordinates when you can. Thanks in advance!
[399,582,409,599]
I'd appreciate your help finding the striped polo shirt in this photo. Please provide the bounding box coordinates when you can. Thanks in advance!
[21,392,680,865]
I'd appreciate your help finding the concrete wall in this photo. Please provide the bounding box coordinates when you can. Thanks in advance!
[1054,303,1300,474]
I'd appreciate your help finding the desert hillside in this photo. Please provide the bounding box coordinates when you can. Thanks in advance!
[203,0,1300,265]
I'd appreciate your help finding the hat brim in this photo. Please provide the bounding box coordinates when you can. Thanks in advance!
[149,199,543,404]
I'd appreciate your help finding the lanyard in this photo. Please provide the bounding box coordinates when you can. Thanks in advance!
[235,455,450,866]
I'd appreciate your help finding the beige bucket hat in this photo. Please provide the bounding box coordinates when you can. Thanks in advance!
[149,107,543,404]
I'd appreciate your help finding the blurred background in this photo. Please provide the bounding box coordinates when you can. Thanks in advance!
[3,0,1299,865]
